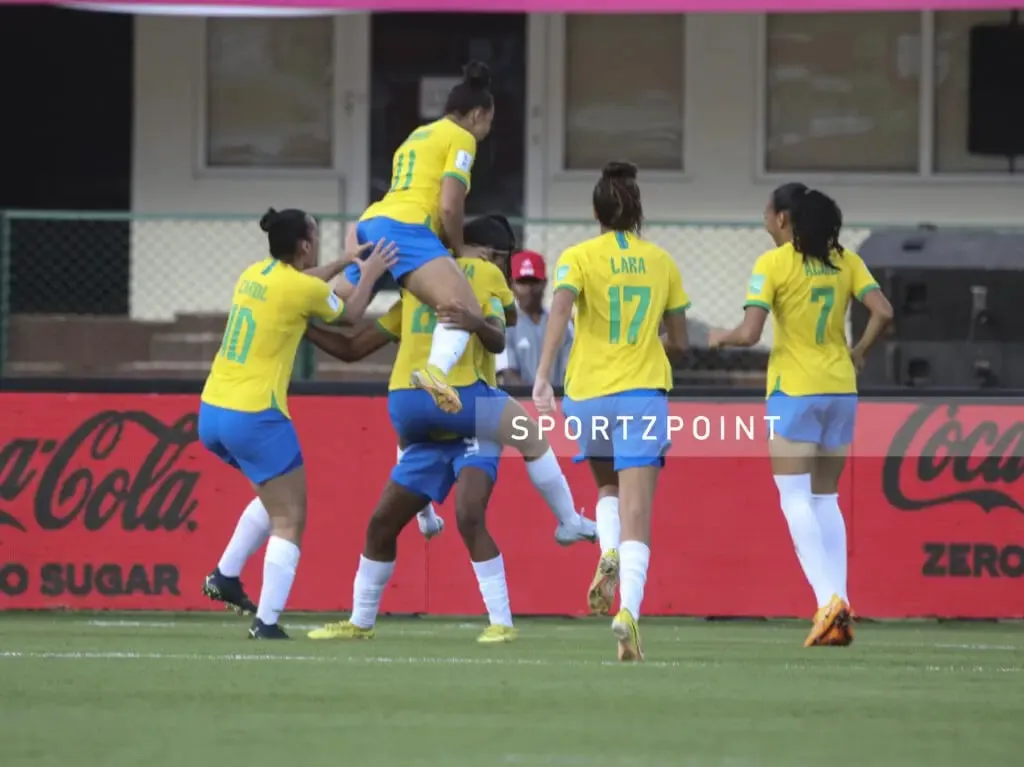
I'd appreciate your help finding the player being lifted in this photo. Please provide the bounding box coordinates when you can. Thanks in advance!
[533,162,690,662]
[198,208,395,638]
[709,183,893,647]
[336,61,497,416]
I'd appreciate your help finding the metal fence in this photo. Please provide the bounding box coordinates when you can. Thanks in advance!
[0,210,877,383]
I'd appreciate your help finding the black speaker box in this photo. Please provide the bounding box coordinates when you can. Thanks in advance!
[968,24,1024,157]
[857,342,1024,389]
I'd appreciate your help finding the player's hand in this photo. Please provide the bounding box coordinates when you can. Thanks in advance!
[850,346,866,372]
[436,301,482,332]
[707,329,728,349]
[356,239,398,280]
[533,378,556,415]
[340,241,372,266]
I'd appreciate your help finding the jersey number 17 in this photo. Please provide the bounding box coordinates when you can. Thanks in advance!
[607,286,651,344]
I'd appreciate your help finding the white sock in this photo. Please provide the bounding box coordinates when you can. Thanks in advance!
[350,555,395,629]
[471,555,513,627]
[618,540,650,619]
[427,324,471,375]
[595,496,621,554]
[774,474,834,607]
[397,446,438,522]
[813,493,848,603]
[525,449,578,527]
[256,536,300,626]
[217,497,271,577]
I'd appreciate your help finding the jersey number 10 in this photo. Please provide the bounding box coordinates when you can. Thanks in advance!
[607,286,651,344]
[810,286,835,344]
[220,304,256,364]
[389,150,417,192]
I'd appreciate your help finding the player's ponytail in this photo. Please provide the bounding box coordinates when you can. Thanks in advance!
[444,60,494,116]
[259,207,312,263]
[790,189,843,270]
[593,161,643,236]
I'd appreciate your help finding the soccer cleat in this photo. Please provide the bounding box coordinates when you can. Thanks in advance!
[307,620,375,640]
[804,594,850,647]
[410,365,463,414]
[202,569,258,616]
[587,550,620,616]
[821,604,855,646]
[249,618,289,639]
[418,513,445,540]
[611,608,644,662]
[554,511,598,546]
[477,624,518,644]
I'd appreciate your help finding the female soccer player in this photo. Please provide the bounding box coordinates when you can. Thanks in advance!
[336,60,497,417]
[533,162,690,662]
[708,183,893,647]
[198,208,396,639]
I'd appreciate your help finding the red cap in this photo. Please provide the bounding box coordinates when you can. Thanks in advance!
[511,250,546,281]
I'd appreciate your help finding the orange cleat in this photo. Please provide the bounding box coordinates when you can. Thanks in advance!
[804,594,849,647]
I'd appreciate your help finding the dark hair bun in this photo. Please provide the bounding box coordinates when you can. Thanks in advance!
[602,161,638,181]
[259,208,278,232]
[463,60,491,90]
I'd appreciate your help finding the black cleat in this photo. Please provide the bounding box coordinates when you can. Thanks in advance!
[249,618,289,640]
[202,569,258,616]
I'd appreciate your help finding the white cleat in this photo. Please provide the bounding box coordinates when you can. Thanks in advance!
[554,511,598,546]
[418,513,445,540]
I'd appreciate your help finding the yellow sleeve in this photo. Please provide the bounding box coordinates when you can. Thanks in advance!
[484,261,515,309]
[442,129,477,190]
[847,251,881,301]
[553,249,583,297]
[306,278,345,322]
[484,295,505,325]
[664,260,691,314]
[743,252,776,312]
[374,300,403,341]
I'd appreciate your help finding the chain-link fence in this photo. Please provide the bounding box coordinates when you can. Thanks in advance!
[0,210,876,384]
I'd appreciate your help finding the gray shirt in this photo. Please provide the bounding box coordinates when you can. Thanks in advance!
[496,309,573,386]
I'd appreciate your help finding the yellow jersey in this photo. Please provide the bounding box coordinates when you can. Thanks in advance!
[554,231,690,400]
[375,258,510,391]
[744,242,880,397]
[361,118,477,235]
[201,258,345,417]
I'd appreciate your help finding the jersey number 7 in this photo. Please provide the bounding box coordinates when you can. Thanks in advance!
[810,286,835,345]
[608,286,651,344]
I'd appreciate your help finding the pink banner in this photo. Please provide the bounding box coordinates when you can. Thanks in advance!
[19,0,1024,12]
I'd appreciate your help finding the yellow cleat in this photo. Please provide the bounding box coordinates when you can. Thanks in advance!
[477,624,518,644]
[804,594,849,648]
[611,608,643,662]
[822,604,855,646]
[587,549,619,616]
[410,365,462,414]
[307,620,375,640]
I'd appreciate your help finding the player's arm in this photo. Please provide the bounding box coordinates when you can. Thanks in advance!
[709,253,773,349]
[305,300,401,362]
[661,261,691,354]
[848,252,893,364]
[440,133,476,257]
[304,229,374,283]
[436,296,505,354]
[536,251,580,385]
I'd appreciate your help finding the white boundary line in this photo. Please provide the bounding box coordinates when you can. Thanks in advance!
[0,650,1020,674]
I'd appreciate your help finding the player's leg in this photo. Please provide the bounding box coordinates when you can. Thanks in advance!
[768,394,847,647]
[586,459,621,616]
[453,449,516,643]
[394,443,445,539]
[489,390,596,544]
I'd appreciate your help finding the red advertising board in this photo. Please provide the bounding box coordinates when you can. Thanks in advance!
[1,394,1022,618]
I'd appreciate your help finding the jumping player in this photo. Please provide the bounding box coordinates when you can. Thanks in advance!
[198,208,396,639]
[709,183,893,647]
[336,61,497,416]
[533,162,690,662]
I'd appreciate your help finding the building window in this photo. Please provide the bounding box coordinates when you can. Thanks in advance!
[933,10,1018,174]
[205,18,333,169]
[564,14,685,172]
[764,13,921,174]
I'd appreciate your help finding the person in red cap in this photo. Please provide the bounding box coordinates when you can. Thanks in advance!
[496,250,573,387]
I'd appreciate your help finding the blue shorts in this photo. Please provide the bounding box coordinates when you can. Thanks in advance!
[563,389,670,471]
[198,403,303,485]
[342,217,450,292]
[766,393,857,450]
[388,380,507,450]
[391,439,500,504]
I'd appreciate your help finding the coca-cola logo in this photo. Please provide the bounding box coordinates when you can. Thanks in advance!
[883,404,1024,515]
[0,410,200,534]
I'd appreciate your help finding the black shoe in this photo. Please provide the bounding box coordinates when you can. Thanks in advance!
[249,618,289,640]
[202,569,258,616]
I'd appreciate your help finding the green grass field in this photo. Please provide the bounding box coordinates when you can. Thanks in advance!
[1,613,1021,767]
